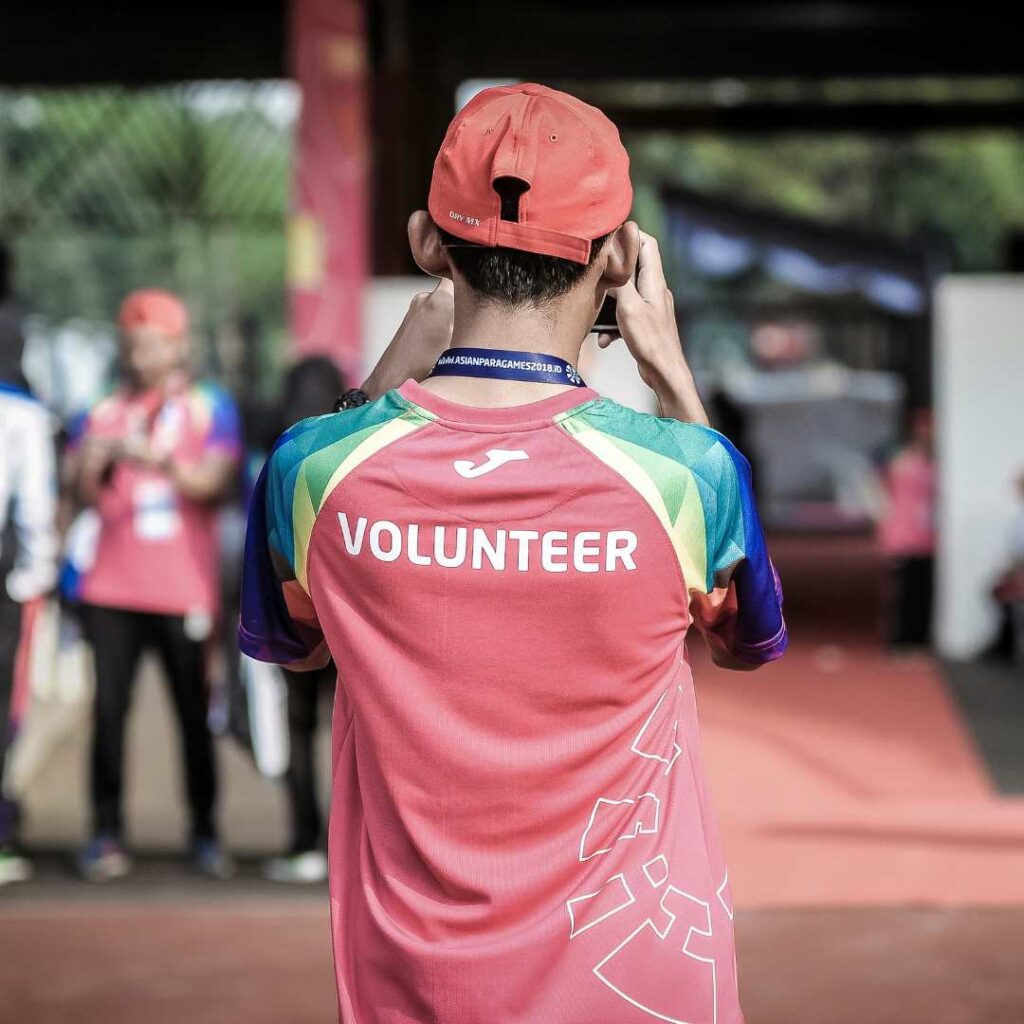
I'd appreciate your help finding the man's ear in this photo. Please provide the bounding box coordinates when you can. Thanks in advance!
[408,211,452,279]
[598,221,641,288]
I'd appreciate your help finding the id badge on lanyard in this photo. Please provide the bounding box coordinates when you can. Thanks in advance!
[428,347,586,386]
[133,476,181,541]
[130,395,184,541]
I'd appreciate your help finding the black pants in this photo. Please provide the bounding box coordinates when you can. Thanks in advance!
[283,665,334,853]
[888,555,934,648]
[83,605,217,842]
[0,590,21,845]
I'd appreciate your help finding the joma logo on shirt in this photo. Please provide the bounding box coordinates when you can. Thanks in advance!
[453,448,529,478]
[337,514,637,573]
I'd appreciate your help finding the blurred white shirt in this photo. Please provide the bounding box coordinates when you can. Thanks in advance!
[0,385,58,602]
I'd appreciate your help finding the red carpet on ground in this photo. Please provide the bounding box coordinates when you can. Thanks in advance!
[695,534,1024,908]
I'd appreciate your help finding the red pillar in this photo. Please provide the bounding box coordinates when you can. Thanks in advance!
[289,0,368,380]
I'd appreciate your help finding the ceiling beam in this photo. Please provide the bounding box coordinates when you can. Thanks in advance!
[603,100,1024,134]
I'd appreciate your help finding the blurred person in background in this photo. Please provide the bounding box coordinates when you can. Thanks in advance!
[988,470,1024,664]
[67,289,241,881]
[262,355,344,884]
[0,241,59,884]
[878,408,936,651]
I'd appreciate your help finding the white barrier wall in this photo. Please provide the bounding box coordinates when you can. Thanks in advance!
[365,276,654,413]
[935,276,1024,658]
[363,277,427,379]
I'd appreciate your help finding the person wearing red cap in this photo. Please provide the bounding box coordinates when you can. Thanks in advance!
[70,288,242,881]
[242,83,786,1022]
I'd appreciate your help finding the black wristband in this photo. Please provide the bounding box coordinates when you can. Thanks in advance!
[334,388,370,412]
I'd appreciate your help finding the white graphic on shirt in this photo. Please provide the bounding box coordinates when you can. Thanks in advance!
[575,686,681,866]
[716,871,734,922]
[642,854,670,889]
[564,684,728,1022]
[453,448,529,478]
[592,875,718,1024]
[337,513,637,573]
[579,793,660,862]
[630,686,684,775]
[567,873,636,939]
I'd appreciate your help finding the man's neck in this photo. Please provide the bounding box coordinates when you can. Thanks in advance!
[420,287,593,408]
[448,288,591,363]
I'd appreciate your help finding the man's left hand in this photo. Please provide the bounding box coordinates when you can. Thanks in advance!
[363,278,455,400]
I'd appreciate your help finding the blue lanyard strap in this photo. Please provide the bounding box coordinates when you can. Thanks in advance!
[429,347,586,387]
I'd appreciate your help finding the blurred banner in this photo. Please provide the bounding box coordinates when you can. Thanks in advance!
[288,0,368,378]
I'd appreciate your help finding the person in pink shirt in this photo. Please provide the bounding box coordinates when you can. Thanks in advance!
[69,289,241,881]
[878,409,936,649]
[242,84,786,1022]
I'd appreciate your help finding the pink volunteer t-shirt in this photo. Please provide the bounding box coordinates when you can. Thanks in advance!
[241,381,787,1024]
[80,378,240,617]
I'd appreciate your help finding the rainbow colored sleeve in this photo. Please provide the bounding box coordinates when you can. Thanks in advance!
[558,399,787,664]
[238,394,433,668]
[690,429,788,663]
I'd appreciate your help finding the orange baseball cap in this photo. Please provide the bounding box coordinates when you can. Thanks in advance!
[428,83,633,264]
[118,289,189,336]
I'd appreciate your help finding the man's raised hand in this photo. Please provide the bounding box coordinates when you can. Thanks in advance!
[598,231,708,426]
[363,278,454,399]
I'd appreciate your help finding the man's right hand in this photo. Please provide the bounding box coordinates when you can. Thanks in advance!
[598,230,709,426]
[363,278,454,400]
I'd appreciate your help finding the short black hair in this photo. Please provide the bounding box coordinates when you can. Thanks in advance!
[436,176,609,307]
[439,228,609,308]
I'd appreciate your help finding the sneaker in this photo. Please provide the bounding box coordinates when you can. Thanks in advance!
[0,846,32,885]
[76,836,132,882]
[192,837,236,880]
[263,849,328,884]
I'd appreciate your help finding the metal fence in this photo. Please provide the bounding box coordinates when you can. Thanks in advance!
[0,81,297,412]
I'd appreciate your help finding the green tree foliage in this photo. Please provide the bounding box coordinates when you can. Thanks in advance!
[0,84,294,391]
[628,131,1024,272]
